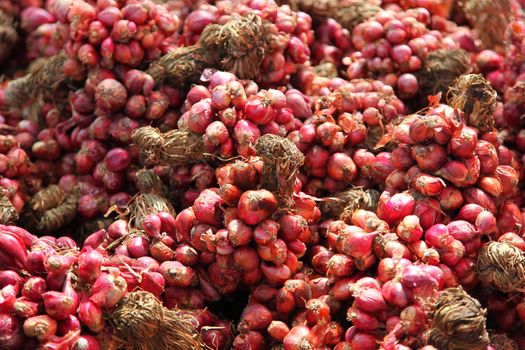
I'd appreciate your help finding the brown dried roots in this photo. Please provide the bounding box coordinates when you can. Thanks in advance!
[129,169,175,229]
[3,53,68,121]
[333,1,381,33]
[426,287,489,350]
[146,45,220,88]
[463,0,512,51]
[110,291,202,350]
[21,185,80,234]
[0,10,17,65]
[200,13,271,80]
[447,73,498,132]
[255,134,305,207]
[132,126,206,167]
[417,48,471,101]
[489,332,518,350]
[320,188,380,222]
[0,190,18,224]
[276,0,380,32]
[476,241,525,293]
[147,14,270,87]
[3,52,67,107]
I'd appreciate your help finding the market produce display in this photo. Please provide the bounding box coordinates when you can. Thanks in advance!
[1,0,525,349]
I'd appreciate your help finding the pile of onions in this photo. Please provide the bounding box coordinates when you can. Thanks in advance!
[20,5,68,60]
[46,0,181,76]
[376,103,521,238]
[177,70,304,159]
[343,7,456,97]
[170,156,321,298]
[0,220,231,350]
[286,78,405,197]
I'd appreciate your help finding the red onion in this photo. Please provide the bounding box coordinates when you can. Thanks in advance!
[77,246,103,284]
[284,325,314,350]
[23,315,57,341]
[238,303,272,332]
[238,190,277,226]
[268,320,290,342]
[327,153,357,182]
[306,298,331,326]
[447,220,478,242]
[377,191,415,225]
[78,293,104,333]
[0,271,22,291]
[89,270,127,308]
[42,274,79,320]
[0,285,16,314]
[94,79,127,113]
[347,306,382,331]
[159,261,196,287]
[396,215,423,242]
[193,189,223,226]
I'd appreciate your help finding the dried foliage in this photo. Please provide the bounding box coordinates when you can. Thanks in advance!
[110,291,203,350]
[0,190,18,224]
[426,287,489,350]
[277,0,380,32]
[447,74,498,132]
[132,126,206,167]
[21,185,80,234]
[463,0,512,51]
[476,242,525,293]
[255,134,305,207]
[320,188,380,222]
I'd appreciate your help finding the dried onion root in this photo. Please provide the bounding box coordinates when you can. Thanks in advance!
[3,52,67,108]
[255,134,305,207]
[129,169,175,229]
[277,0,380,32]
[425,287,490,350]
[489,332,518,350]
[146,45,220,88]
[417,48,471,103]
[132,126,206,167]
[0,9,17,65]
[199,13,271,80]
[475,241,525,293]
[147,13,270,87]
[21,185,80,234]
[447,73,498,132]
[320,188,380,223]
[0,190,18,224]
[110,291,203,350]
[3,52,69,121]
[462,0,512,51]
